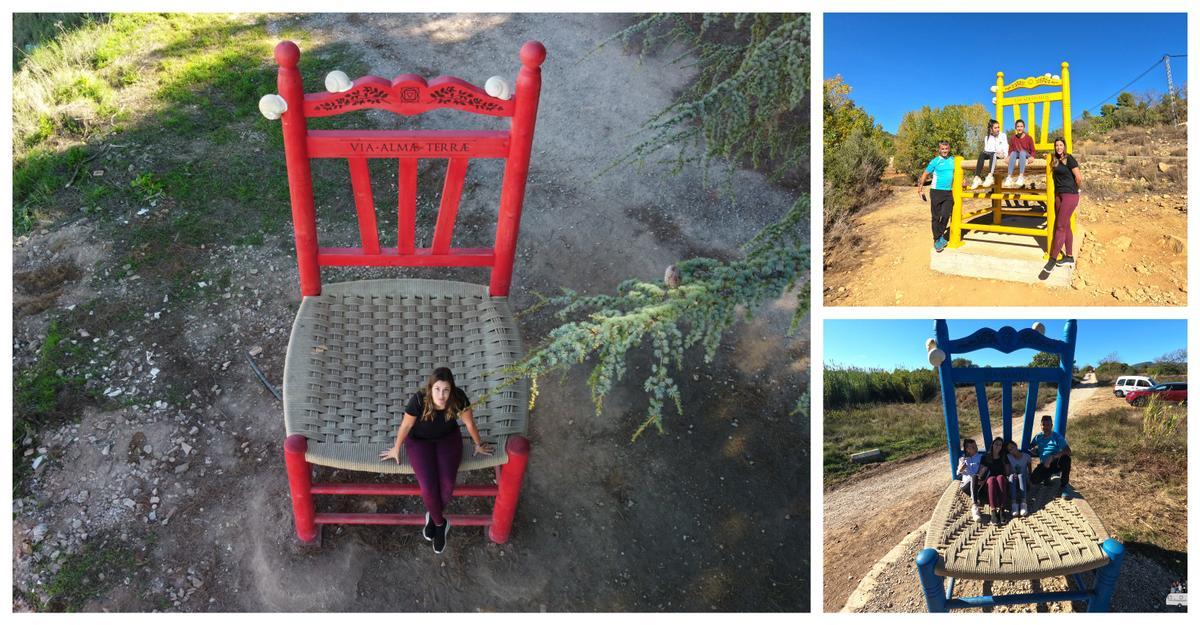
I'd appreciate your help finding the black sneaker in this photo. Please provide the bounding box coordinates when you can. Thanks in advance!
[1060,486,1073,500]
[422,512,434,542]
[1056,255,1075,267]
[1038,259,1056,281]
[432,518,449,554]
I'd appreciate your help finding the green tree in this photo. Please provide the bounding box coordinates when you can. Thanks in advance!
[823,76,888,226]
[1030,352,1060,368]
[489,14,810,438]
[893,104,990,180]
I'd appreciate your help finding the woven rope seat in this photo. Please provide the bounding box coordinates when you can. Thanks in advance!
[925,479,1110,581]
[282,278,528,474]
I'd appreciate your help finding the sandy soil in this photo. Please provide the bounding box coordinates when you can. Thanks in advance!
[822,375,1099,611]
[824,185,1187,306]
[12,14,808,612]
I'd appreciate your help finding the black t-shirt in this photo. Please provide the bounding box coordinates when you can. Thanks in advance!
[1051,154,1080,194]
[404,387,468,440]
[980,453,1008,477]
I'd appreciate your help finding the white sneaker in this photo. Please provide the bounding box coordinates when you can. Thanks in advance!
[969,176,983,190]
[1002,176,1014,187]
[1016,175,1026,186]
[1020,503,1028,517]
[983,174,994,187]
[971,505,982,522]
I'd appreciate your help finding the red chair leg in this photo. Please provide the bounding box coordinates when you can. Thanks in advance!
[488,435,530,544]
[284,434,320,545]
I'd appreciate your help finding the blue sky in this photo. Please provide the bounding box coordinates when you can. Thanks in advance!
[824,319,1187,370]
[825,13,1188,133]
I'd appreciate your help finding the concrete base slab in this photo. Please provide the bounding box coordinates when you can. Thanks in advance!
[931,214,1084,288]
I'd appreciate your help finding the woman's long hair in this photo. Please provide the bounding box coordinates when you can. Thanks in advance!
[989,436,1006,460]
[1051,137,1070,166]
[419,367,463,422]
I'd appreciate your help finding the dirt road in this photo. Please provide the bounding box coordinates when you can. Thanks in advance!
[822,374,1099,611]
[824,186,1187,306]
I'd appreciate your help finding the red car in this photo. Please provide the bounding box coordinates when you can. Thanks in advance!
[1125,381,1187,407]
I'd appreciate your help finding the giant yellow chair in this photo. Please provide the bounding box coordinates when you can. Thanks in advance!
[948,63,1074,259]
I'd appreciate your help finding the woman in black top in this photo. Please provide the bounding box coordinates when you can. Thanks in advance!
[379,367,492,553]
[980,436,1011,524]
[1042,137,1083,277]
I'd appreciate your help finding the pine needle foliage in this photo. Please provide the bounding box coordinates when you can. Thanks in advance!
[607,13,810,180]
[481,15,811,439]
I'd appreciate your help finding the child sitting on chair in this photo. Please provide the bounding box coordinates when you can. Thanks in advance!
[1004,119,1036,188]
[969,119,1008,190]
[1006,439,1032,517]
[957,438,986,522]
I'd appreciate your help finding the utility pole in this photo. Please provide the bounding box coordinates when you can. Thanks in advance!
[1163,54,1178,124]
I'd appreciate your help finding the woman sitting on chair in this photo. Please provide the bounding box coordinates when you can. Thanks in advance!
[980,437,1012,525]
[380,367,493,553]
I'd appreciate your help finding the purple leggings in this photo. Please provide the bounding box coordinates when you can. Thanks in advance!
[405,428,463,524]
[984,475,1009,512]
[1049,192,1079,258]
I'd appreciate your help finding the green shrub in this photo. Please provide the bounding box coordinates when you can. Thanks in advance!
[893,104,990,180]
[823,76,888,226]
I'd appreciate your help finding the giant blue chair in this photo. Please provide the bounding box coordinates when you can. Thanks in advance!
[915,319,1124,612]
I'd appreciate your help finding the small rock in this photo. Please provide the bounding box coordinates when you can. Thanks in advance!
[31,524,48,543]
[1112,236,1133,252]
[248,346,263,357]
[1158,162,1171,173]
[122,498,136,509]
[175,463,190,474]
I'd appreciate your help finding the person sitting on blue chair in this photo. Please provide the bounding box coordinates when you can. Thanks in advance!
[1029,414,1072,499]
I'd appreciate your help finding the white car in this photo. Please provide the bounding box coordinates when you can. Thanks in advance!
[1113,375,1156,397]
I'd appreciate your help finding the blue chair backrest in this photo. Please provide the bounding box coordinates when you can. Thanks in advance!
[934,319,1077,480]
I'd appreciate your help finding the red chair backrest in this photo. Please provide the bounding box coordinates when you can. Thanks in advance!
[273,40,546,297]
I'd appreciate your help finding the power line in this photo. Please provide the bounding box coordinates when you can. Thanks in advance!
[1089,58,1161,113]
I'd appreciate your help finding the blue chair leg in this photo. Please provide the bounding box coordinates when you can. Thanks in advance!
[1088,538,1125,612]
[916,548,949,612]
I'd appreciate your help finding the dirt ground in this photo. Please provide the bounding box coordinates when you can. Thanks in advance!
[823,374,1184,611]
[11,14,808,611]
[824,183,1187,307]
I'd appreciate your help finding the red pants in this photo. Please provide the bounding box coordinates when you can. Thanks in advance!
[1049,192,1079,258]
[984,475,1009,512]
[405,428,463,525]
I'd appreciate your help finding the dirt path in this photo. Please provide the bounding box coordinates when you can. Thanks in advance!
[824,186,1187,306]
[822,374,1100,611]
[12,14,808,612]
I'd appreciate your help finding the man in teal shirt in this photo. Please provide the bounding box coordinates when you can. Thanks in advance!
[1029,414,1072,499]
[915,141,956,252]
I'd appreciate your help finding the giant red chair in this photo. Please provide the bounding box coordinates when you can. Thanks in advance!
[261,39,545,545]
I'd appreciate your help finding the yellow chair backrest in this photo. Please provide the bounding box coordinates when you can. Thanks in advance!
[991,62,1072,153]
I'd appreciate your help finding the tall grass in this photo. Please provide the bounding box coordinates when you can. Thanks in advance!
[824,366,938,409]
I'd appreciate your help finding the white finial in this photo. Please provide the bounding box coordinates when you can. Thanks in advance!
[1044,73,1052,78]
[991,97,997,104]
[925,338,937,351]
[325,70,353,93]
[258,94,288,120]
[484,76,512,100]
[1032,322,1046,335]
[1052,74,1060,81]
[990,85,998,93]
[928,348,946,367]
